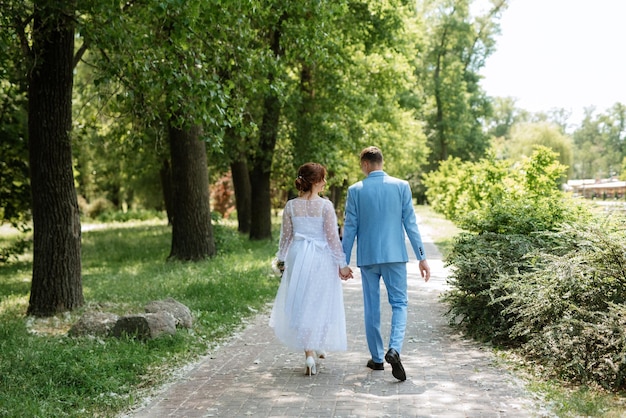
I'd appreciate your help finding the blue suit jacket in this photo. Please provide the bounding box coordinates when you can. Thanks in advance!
[342,171,426,267]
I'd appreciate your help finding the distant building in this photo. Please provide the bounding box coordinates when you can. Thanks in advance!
[564,178,626,200]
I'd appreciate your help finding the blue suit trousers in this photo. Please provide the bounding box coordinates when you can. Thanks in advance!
[360,262,408,363]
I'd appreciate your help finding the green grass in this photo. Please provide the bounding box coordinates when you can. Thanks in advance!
[498,351,626,418]
[530,382,616,417]
[0,219,279,417]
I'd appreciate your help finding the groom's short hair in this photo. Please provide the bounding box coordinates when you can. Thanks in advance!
[360,146,383,164]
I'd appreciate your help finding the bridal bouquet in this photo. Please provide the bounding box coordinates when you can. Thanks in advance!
[271,258,285,277]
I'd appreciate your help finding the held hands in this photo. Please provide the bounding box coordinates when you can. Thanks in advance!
[339,266,353,281]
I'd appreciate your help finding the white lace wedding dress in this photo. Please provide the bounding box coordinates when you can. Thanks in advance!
[269,196,348,352]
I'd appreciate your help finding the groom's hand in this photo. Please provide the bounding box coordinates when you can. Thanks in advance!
[339,266,353,280]
[419,260,431,282]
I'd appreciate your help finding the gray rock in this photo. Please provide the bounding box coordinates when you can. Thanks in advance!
[111,311,177,340]
[68,311,119,337]
[145,297,193,328]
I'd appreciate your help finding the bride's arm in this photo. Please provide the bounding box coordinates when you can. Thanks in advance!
[322,200,348,268]
[276,201,293,262]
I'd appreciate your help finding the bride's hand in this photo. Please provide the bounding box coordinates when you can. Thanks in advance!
[339,266,353,280]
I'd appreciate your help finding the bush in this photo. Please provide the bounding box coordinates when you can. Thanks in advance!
[424,146,576,233]
[210,172,235,219]
[441,147,587,342]
[0,235,32,263]
[86,197,114,219]
[430,144,626,389]
[443,231,544,344]
[499,219,626,389]
[94,209,166,223]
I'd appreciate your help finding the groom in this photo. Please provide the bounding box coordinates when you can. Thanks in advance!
[342,146,430,381]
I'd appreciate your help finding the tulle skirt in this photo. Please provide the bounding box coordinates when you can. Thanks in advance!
[269,238,347,352]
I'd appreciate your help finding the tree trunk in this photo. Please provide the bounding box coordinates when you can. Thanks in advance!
[434,48,448,163]
[248,16,285,241]
[431,23,450,166]
[249,91,280,240]
[293,63,315,165]
[328,181,346,239]
[27,0,84,317]
[160,159,174,225]
[230,159,251,234]
[168,124,216,260]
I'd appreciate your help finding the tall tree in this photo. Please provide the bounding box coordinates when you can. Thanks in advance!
[484,96,524,139]
[81,0,256,258]
[168,124,215,259]
[507,122,574,180]
[418,0,507,168]
[26,0,84,315]
[599,103,626,177]
[248,11,286,240]
[273,0,430,206]
[161,8,216,259]
[230,157,252,234]
[572,103,626,179]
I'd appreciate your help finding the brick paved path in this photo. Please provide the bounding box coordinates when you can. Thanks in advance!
[125,222,552,418]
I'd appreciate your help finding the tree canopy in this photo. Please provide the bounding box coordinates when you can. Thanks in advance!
[4,0,626,316]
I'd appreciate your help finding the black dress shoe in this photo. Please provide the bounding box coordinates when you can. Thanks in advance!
[366,359,384,370]
[385,348,406,381]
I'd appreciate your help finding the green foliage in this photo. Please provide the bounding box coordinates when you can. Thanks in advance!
[422,156,470,220]
[526,380,617,418]
[437,142,626,390]
[424,146,577,233]
[498,219,626,389]
[81,0,263,152]
[0,81,31,262]
[442,231,543,343]
[522,144,569,194]
[72,73,169,212]
[460,151,579,234]
[506,122,574,179]
[484,96,526,140]
[0,219,279,416]
[0,234,31,264]
[92,209,167,223]
[572,103,626,179]
[278,0,430,192]
[0,82,30,227]
[436,147,591,342]
[417,0,507,167]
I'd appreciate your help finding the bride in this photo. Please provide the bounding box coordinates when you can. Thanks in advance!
[269,162,352,376]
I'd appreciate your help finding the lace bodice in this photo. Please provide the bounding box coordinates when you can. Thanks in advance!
[277,197,347,267]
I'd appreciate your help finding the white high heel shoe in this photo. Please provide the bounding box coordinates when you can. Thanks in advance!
[305,356,316,376]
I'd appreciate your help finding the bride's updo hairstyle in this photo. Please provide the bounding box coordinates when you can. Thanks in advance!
[295,162,327,194]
